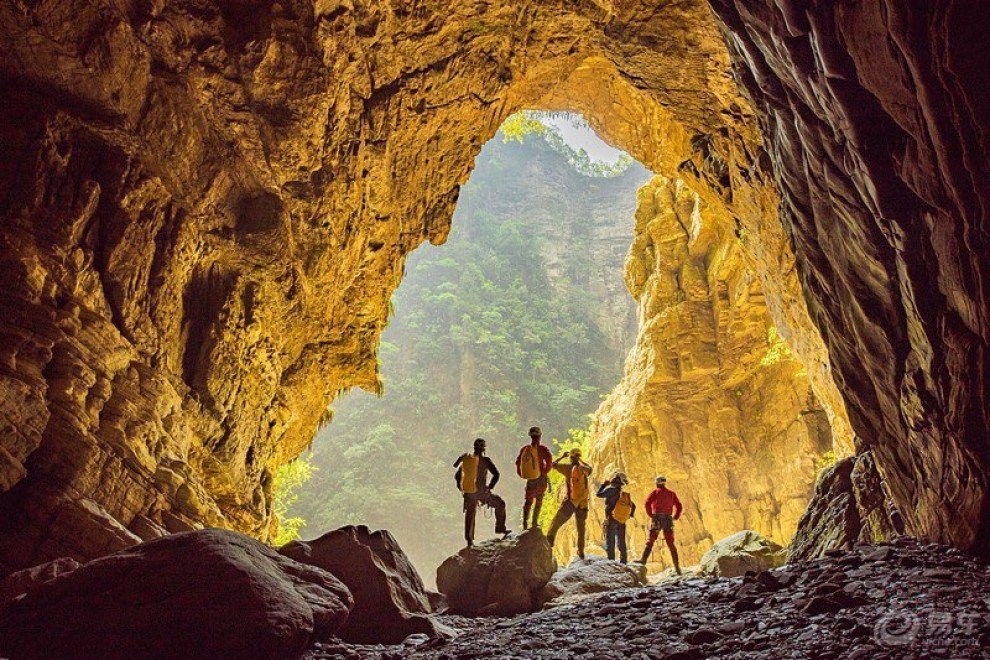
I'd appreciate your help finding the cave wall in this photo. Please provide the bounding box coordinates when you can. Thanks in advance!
[1,0,983,572]
[707,0,990,553]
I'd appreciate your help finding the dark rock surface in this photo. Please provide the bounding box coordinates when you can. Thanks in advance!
[0,556,79,605]
[436,529,556,616]
[708,0,990,555]
[0,529,353,659]
[281,525,440,644]
[309,537,990,658]
[789,452,904,562]
[540,556,646,608]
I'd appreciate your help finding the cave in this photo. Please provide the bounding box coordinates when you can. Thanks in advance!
[1,0,989,654]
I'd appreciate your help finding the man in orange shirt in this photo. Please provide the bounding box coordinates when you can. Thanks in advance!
[515,426,553,530]
[638,475,683,573]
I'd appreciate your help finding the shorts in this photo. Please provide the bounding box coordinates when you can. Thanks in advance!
[650,514,675,542]
[525,474,548,499]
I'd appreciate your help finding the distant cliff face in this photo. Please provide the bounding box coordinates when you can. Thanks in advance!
[0,0,987,572]
[562,177,834,566]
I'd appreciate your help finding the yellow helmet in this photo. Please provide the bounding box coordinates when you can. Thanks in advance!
[570,448,582,459]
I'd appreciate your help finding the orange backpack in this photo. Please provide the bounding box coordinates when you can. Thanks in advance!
[612,491,633,523]
[460,454,479,494]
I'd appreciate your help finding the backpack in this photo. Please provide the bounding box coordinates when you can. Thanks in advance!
[612,491,633,524]
[460,454,479,494]
[569,465,589,506]
[517,445,541,480]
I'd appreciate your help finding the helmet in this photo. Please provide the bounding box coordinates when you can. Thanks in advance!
[474,438,486,451]
[528,426,542,437]
[655,475,667,486]
[613,472,629,486]
[570,447,582,459]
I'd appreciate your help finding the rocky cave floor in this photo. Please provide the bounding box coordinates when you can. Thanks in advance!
[309,537,990,659]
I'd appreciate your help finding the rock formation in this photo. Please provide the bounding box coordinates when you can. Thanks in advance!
[436,528,555,616]
[699,530,787,578]
[788,452,904,563]
[0,529,353,659]
[539,556,646,608]
[279,525,441,644]
[574,176,835,566]
[0,0,986,573]
[706,0,990,554]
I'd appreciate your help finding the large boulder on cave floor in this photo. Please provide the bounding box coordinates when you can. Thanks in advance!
[540,556,647,608]
[280,525,442,644]
[436,528,556,616]
[0,557,80,605]
[0,529,353,659]
[788,452,904,562]
[700,530,787,577]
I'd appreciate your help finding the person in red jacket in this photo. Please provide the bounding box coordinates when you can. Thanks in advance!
[638,475,683,573]
[515,426,554,530]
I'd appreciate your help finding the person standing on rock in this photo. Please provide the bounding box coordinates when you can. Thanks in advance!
[515,426,553,530]
[454,438,510,548]
[597,472,635,563]
[546,447,593,559]
[639,475,683,573]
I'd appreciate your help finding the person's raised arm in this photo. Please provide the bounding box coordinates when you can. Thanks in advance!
[596,482,610,498]
[453,454,464,468]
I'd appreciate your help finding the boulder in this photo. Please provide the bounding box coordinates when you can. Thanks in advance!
[280,525,440,644]
[0,557,80,605]
[436,528,556,616]
[788,452,904,562]
[540,556,647,607]
[700,531,787,577]
[0,529,353,659]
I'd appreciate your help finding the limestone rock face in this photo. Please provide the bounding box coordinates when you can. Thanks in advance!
[700,530,787,577]
[540,556,646,608]
[436,529,555,616]
[0,529,353,659]
[577,177,835,567]
[707,1,990,554]
[788,453,904,563]
[279,525,438,644]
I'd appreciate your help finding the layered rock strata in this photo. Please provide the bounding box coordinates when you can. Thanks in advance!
[788,452,904,563]
[576,176,834,566]
[707,0,990,553]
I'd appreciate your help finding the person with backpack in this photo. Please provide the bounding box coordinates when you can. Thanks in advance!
[454,438,510,548]
[596,472,635,563]
[515,426,553,530]
[638,475,683,573]
[545,447,593,559]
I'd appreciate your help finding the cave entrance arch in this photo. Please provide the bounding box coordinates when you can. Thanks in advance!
[2,0,983,574]
[290,91,848,575]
